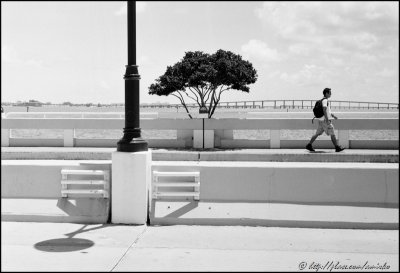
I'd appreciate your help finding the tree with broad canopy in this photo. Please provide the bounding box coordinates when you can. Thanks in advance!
[148,49,258,118]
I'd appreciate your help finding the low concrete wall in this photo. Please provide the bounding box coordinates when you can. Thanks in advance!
[7,138,398,149]
[75,139,185,148]
[220,139,338,149]
[7,138,185,148]
[1,160,111,223]
[350,140,399,149]
[152,161,399,207]
[220,139,399,149]
[2,159,398,226]
[149,161,398,228]
[2,160,398,206]
[1,160,111,198]
[150,201,399,229]
[2,198,109,224]
[2,116,398,149]
[9,138,63,147]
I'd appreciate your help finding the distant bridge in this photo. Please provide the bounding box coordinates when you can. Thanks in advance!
[141,99,399,110]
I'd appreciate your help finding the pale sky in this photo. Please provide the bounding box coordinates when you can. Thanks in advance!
[2,1,399,104]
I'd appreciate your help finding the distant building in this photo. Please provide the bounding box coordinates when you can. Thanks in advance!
[16,100,44,107]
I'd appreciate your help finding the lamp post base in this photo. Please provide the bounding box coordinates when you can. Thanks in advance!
[117,137,148,152]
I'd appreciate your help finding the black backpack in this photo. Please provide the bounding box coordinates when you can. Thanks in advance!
[312,98,327,121]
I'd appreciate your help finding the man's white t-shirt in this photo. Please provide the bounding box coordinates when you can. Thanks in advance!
[318,98,332,121]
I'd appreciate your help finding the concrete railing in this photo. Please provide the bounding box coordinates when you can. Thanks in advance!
[140,100,399,110]
[1,115,398,149]
[3,112,158,119]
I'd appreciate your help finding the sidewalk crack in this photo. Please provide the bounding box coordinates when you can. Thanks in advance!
[110,226,148,271]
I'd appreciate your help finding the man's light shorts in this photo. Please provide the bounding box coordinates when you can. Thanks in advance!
[316,120,335,136]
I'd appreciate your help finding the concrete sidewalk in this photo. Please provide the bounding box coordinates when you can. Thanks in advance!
[1,147,398,162]
[1,222,398,272]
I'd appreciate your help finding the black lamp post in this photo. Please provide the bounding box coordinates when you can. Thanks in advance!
[117,1,148,152]
[199,106,208,149]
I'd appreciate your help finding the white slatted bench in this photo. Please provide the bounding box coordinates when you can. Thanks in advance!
[152,171,200,201]
[61,169,110,198]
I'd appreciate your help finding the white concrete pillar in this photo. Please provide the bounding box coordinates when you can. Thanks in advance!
[177,129,193,148]
[112,151,151,224]
[338,130,350,148]
[63,129,75,147]
[193,130,214,148]
[214,130,233,147]
[223,129,234,139]
[270,130,280,149]
[1,129,10,147]
[214,129,223,147]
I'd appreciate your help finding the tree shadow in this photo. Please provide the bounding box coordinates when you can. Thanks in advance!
[33,224,108,253]
[34,237,94,252]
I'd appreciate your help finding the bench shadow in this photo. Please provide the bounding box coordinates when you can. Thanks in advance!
[150,200,398,230]
[56,197,110,223]
[150,200,199,220]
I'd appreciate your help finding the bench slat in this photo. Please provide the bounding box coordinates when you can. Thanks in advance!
[61,170,108,175]
[154,192,199,197]
[61,180,106,185]
[153,171,199,177]
[153,182,199,187]
[61,189,107,195]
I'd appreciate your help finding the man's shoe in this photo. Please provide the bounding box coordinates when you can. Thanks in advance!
[335,146,345,152]
[306,143,315,152]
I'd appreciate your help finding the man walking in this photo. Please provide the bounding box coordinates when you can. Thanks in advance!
[306,88,345,152]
